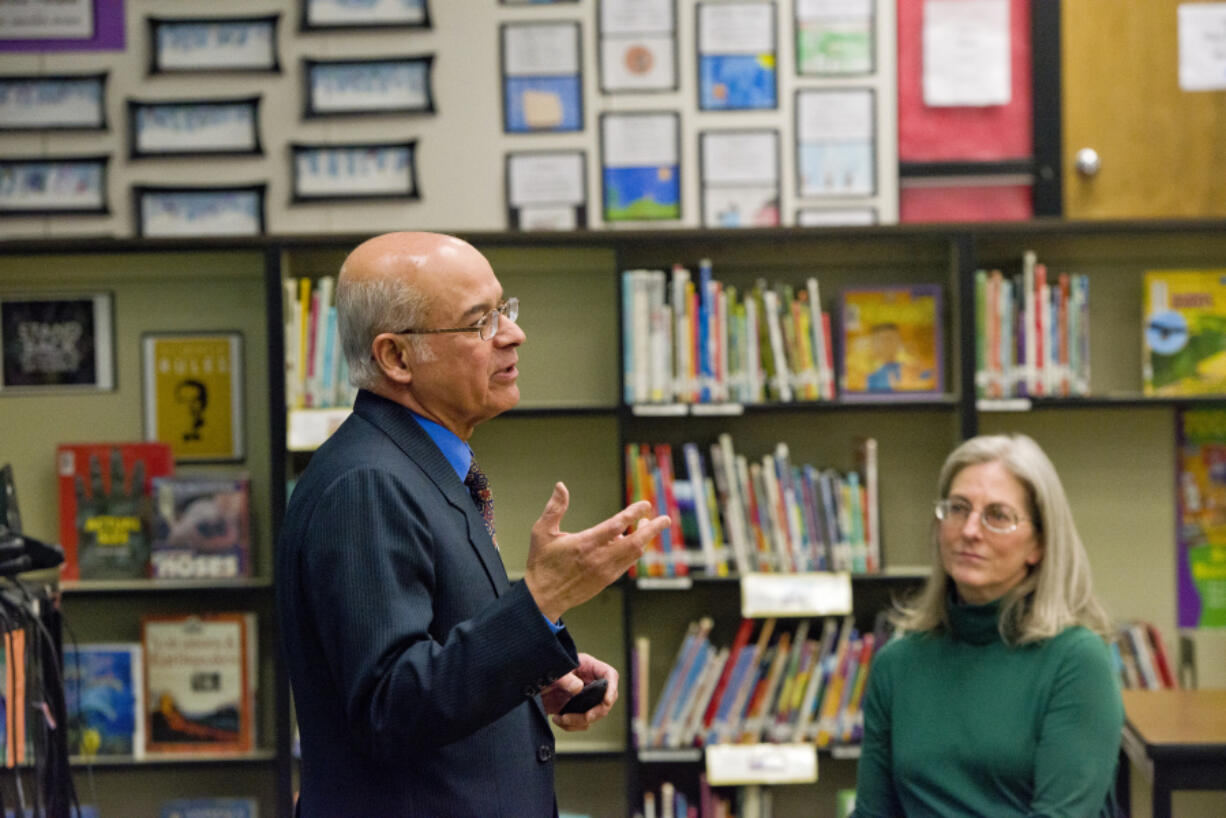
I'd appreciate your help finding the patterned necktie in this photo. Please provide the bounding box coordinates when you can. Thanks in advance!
[464,458,497,549]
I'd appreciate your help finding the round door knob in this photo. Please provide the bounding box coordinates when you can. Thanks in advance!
[1075,148,1101,177]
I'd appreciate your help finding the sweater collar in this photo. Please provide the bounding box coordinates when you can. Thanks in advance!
[948,595,1005,645]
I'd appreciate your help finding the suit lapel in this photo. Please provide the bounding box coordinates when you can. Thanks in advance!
[353,390,510,594]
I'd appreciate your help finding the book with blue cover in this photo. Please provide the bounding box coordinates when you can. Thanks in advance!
[64,643,143,759]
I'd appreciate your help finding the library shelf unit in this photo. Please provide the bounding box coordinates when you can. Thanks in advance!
[2,218,1223,817]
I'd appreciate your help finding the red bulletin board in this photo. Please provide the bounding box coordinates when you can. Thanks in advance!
[900,181,1033,222]
[897,0,1033,162]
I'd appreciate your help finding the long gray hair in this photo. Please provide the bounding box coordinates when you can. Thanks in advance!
[892,433,1113,644]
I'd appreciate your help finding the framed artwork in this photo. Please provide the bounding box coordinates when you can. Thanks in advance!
[795,0,874,76]
[128,97,263,159]
[300,0,430,31]
[598,0,677,93]
[505,150,587,230]
[303,56,435,117]
[0,73,108,131]
[134,184,266,238]
[0,292,115,394]
[696,1,778,111]
[291,141,419,203]
[0,155,109,215]
[142,332,245,462]
[795,87,876,197]
[500,22,583,133]
[148,15,281,75]
[699,129,780,228]
[600,111,680,223]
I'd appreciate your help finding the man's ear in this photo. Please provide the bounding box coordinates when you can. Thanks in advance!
[372,334,413,384]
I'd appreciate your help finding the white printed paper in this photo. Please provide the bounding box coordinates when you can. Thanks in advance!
[1179,3,1226,91]
[699,2,774,54]
[922,0,1011,107]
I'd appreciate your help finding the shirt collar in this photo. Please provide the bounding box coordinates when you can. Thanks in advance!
[409,411,471,482]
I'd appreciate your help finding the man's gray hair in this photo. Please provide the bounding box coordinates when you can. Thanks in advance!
[336,265,433,390]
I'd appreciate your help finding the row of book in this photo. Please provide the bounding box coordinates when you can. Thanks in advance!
[638,780,856,818]
[974,251,1091,400]
[284,275,358,411]
[1113,620,1179,691]
[56,442,252,582]
[622,263,944,406]
[633,614,888,752]
[63,612,259,760]
[626,436,879,578]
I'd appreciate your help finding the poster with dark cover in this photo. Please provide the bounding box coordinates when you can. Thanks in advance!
[0,293,114,392]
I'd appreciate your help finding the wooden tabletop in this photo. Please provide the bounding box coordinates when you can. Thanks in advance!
[1121,689,1226,748]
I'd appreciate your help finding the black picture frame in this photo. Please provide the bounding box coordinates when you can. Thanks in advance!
[504,149,588,230]
[133,183,267,238]
[0,73,108,131]
[128,96,263,160]
[290,140,420,203]
[698,128,781,228]
[148,15,281,75]
[695,1,779,112]
[0,291,115,394]
[0,155,110,216]
[302,55,435,118]
[596,0,678,95]
[499,21,584,134]
[299,0,431,31]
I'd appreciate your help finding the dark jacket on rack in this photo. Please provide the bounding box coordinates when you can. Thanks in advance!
[276,389,579,817]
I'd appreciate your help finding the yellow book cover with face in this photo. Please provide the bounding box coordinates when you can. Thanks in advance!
[143,333,244,461]
[839,285,942,400]
[1143,269,1226,396]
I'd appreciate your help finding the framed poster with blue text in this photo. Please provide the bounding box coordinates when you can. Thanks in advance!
[599,0,677,93]
[0,155,108,215]
[795,0,874,76]
[292,141,418,203]
[0,73,108,130]
[301,0,430,31]
[600,111,680,222]
[796,87,875,197]
[505,150,586,230]
[501,22,582,133]
[700,129,779,228]
[142,332,245,462]
[697,1,777,110]
[135,184,266,238]
[148,15,280,75]
[304,56,434,117]
[0,292,114,394]
[128,97,262,159]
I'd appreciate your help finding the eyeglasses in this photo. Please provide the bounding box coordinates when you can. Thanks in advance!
[394,297,518,342]
[934,498,1030,535]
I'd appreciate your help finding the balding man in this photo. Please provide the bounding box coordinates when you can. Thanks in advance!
[276,232,669,816]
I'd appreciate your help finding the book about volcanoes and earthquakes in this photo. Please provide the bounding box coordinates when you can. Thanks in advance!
[142,612,256,754]
[57,442,174,581]
[1143,269,1226,396]
[64,643,143,759]
[150,472,252,580]
[839,285,942,401]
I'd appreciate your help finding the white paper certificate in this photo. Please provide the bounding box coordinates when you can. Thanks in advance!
[796,88,875,196]
[603,112,678,167]
[504,22,581,75]
[507,151,585,206]
[699,2,774,54]
[601,0,674,34]
[922,0,1011,107]
[1178,2,1226,91]
[702,131,778,184]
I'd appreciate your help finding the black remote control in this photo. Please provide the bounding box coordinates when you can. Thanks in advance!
[559,678,608,714]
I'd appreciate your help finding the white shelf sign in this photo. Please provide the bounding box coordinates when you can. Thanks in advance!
[740,572,853,618]
[705,743,818,785]
[287,407,351,451]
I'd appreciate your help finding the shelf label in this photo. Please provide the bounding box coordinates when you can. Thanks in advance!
[705,743,818,785]
[636,576,693,591]
[631,403,689,417]
[740,572,853,618]
[975,398,1032,412]
[690,402,745,416]
[287,408,351,451]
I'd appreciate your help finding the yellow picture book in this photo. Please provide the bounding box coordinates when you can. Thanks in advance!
[839,285,942,400]
[1143,269,1226,396]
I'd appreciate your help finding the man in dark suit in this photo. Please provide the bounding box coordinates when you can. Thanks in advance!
[276,231,669,816]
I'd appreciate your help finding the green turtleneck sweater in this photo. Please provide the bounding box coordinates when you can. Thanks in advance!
[852,599,1123,818]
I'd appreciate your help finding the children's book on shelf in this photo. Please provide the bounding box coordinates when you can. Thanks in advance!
[142,612,257,754]
[1143,269,1226,396]
[150,472,252,580]
[1174,407,1226,628]
[160,798,258,818]
[839,285,942,400]
[57,442,174,581]
[63,643,143,759]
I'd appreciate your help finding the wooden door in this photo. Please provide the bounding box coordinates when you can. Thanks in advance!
[1062,0,1226,219]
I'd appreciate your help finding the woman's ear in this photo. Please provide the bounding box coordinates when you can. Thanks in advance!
[372,334,413,384]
